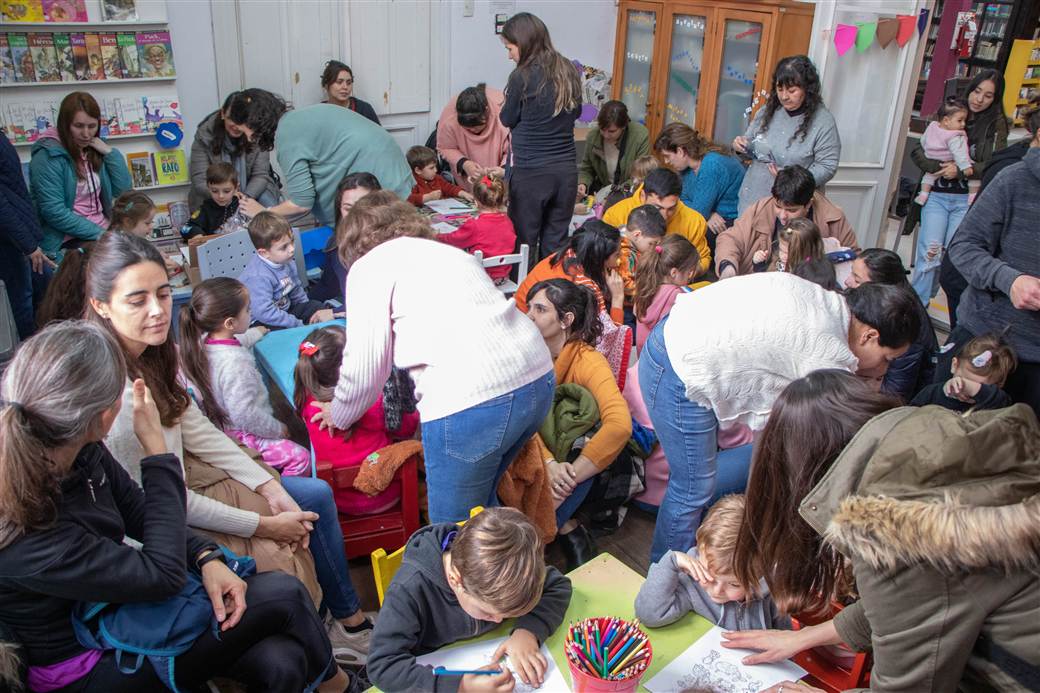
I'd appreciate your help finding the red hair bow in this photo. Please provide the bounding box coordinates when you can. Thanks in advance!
[481,175,494,187]
[299,341,319,356]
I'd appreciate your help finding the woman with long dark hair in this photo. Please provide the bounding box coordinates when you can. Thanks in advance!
[577,100,650,197]
[499,12,582,259]
[436,83,511,192]
[320,60,379,124]
[733,55,839,213]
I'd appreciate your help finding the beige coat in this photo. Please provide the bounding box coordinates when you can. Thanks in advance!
[801,405,1040,692]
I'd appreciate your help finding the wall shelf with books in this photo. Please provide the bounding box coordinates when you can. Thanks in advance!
[10,130,154,145]
[0,21,167,29]
[0,75,173,87]
[134,181,187,192]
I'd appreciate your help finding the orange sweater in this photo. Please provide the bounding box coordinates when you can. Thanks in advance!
[515,252,624,325]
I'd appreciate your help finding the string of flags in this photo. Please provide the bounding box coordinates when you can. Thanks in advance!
[833,8,929,57]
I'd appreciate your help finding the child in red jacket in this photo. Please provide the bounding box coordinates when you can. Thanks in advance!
[437,172,516,283]
[406,145,474,207]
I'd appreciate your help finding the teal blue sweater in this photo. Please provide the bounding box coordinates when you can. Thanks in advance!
[274,104,412,225]
[29,133,131,260]
[679,151,745,223]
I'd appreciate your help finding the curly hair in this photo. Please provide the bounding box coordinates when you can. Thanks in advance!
[224,88,289,152]
[337,191,436,267]
[759,55,823,145]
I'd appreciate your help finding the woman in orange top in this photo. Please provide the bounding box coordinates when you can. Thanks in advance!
[526,278,632,570]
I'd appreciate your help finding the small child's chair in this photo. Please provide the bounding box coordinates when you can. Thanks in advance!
[790,602,872,692]
[370,506,484,606]
[473,244,529,297]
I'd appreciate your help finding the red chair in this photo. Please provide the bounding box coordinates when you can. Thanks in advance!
[791,603,872,693]
[315,455,421,559]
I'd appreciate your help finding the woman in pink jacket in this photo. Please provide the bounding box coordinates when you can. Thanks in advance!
[436,83,510,192]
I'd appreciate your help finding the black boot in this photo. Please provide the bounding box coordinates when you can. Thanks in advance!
[556,524,598,572]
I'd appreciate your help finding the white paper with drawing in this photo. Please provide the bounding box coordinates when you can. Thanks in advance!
[415,636,568,692]
[644,626,806,693]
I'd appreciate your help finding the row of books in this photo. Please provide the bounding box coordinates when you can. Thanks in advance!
[1,94,180,142]
[1,0,138,22]
[0,30,174,83]
[127,148,187,188]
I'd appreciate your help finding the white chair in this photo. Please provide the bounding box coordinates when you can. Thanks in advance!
[473,244,529,297]
[196,228,309,283]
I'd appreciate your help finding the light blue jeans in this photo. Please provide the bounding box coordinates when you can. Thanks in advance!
[421,371,555,523]
[911,192,969,304]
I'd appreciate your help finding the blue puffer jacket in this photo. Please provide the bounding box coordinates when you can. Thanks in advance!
[28,129,131,259]
[0,133,41,255]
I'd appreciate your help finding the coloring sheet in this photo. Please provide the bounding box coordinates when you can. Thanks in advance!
[644,626,806,693]
[416,636,568,692]
[424,199,473,214]
[431,221,458,234]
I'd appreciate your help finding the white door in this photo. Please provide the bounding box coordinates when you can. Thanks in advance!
[807,0,931,248]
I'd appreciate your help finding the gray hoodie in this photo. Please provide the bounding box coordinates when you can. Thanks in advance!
[367,524,572,693]
[634,549,790,632]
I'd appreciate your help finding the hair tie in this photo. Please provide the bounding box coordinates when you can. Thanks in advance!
[0,399,25,415]
[971,350,993,368]
[125,201,134,211]
[77,247,85,254]
[299,341,319,356]
[654,245,663,254]
[480,175,493,187]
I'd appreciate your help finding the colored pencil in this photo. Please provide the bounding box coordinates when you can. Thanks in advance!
[433,667,503,676]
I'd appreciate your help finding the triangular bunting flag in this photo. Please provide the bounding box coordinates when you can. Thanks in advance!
[834,23,858,56]
[876,17,899,48]
[896,14,916,47]
[855,21,877,52]
[918,8,930,36]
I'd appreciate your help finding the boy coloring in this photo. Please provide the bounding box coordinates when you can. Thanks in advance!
[406,145,474,207]
[182,162,243,239]
[238,212,333,328]
[616,203,667,297]
[367,507,572,693]
[635,495,790,631]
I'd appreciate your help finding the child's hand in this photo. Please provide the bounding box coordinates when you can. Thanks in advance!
[674,551,714,586]
[493,629,546,687]
[309,308,334,324]
[257,326,270,337]
[424,190,443,202]
[944,376,981,402]
[459,665,515,692]
[459,191,475,202]
[752,249,769,264]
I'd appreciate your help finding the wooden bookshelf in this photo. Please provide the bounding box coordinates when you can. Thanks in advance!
[1004,38,1040,125]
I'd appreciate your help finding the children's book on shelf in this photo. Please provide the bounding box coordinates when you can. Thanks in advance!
[10,34,34,82]
[0,35,14,84]
[84,32,104,80]
[2,0,44,22]
[116,32,139,78]
[152,202,177,239]
[42,0,87,22]
[153,149,187,185]
[28,33,60,82]
[69,32,87,79]
[127,151,155,188]
[137,31,174,78]
[142,96,180,129]
[52,32,76,81]
[100,0,135,21]
[99,32,121,80]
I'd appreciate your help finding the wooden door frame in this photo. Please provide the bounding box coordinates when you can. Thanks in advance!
[708,5,775,140]
[656,3,715,135]
[611,0,665,131]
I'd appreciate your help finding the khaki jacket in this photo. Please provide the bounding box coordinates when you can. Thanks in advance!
[800,405,1040,692]
[714,192,859,276]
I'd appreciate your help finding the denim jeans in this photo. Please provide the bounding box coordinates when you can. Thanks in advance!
[0,247,51,339]
[281,475,361,619]
[639,319,753,563]
[554,477,594,527]
[422,371,555,523]
[911,192,969,304]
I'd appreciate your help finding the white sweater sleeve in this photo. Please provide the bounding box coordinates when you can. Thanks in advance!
[186,488,261,538]
[216,348,286,440]
[178,400,275,490]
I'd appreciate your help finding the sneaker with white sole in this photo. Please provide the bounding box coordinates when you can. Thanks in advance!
[324,612,372,668]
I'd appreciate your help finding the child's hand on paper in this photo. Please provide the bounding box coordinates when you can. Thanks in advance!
[493,629,546,687]
[459,665,515,692]
[674,551,714,586]
[424,190,443,202]
[459,191,475,203]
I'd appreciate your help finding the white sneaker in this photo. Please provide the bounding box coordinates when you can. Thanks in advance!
[325,612,372,667]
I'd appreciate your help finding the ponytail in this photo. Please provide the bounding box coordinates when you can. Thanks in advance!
[781,218,824,274]
[36,242,94,328]
[472,171,507,210]
[177,277,249,430]
[527,278,603,347]
[292,325,346,412]
[633,235,699,319]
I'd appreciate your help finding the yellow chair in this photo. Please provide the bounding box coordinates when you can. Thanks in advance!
[371,506,484,606]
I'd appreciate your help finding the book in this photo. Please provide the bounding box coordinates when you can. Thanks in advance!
[42,0,87,22]
[52,32,76,81]
[116,32,139,78]
[9,34,35,83]
[84,32,104,80]
[100,0,135,21]
[142,96,181,129]
[137,30,174,78]
[127,151,155,188]
[69,32,87,80]
[0,35,15,84]
[153,149,187,185]
[99,32,120,80]
[28,33,60,82]
[2,0,43,21]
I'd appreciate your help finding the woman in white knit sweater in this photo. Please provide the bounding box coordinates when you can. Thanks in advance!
[309,193,555,523]
[639,271,921,563]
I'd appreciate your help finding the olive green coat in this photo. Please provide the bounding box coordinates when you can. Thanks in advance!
[577,121,650,191]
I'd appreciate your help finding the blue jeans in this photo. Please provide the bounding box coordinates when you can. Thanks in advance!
[911,192,969,304]
[0,247,51,339]
[422,371,555,523]
[555,477,594,527]
[281,475,361,619]
[639,319,752,563]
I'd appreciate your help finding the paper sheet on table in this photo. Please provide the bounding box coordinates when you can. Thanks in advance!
[432,221,458,234]
[643,626,806,693]
[416,635,567,692]
[425,198,473,214]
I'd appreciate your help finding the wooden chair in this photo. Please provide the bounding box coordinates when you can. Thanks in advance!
[370,506,484,606]
[314,453,421,561]
[791,603,872,692]
[473,244,529,297]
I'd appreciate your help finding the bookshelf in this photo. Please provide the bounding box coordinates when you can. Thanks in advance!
[1004,38,1040,125]
[0,76,174,87]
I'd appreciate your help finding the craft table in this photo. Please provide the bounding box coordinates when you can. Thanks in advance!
[252,319,341,402]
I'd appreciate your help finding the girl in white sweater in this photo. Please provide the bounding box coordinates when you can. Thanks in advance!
[179,278,310,476]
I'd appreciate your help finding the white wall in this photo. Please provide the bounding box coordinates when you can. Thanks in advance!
[166,0,219,148]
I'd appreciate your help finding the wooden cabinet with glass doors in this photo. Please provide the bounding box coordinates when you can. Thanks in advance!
[612,0,814,145]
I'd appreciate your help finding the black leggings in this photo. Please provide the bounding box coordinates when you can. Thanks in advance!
[63,572,336,692]
[508,165,578,261]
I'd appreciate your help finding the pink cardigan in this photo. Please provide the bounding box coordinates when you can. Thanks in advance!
[436,87,511,192]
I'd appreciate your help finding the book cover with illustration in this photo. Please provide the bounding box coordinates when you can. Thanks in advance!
[142,96,181,129]
[28,33,60,82]
[0,35,15,84]
[84,31,104,80]
[99,32,120,80]
[42,0,87,22]
[1,0,44,22]
[127,151,155,188]
[100,0,135,21]
[69,32,87,80]
[137,31,174,77]
[116,32,139,78]
[8,33,35,83]
[52,32,76,81]
[153,149,187,185]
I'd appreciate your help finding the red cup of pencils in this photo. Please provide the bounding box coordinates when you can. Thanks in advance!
[565,617,653,692]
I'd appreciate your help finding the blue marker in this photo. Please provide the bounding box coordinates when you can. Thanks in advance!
[433,667,504,676]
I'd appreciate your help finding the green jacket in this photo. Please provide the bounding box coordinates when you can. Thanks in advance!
[29,135,131,260]
[577,121,650,191]
[539,383,599,464]
[801,405,1040,692]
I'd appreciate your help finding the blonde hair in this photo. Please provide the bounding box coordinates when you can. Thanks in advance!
[779,218,823,273]
[337,191,435,267]
[449,507,546,615]
[695,494,746,575]
[955,333,1017,387]
[630,156,658,187]
[472,171,507,210]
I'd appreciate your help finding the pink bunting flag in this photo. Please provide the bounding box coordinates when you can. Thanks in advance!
[896,14,916,47]
[834,23,858,56]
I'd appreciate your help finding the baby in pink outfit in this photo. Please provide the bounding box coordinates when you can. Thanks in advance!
[916,97,978,205]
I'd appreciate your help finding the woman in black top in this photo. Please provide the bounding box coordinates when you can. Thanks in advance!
[500,13,581,260]
[321,60,380,125]
[0,321,348,692]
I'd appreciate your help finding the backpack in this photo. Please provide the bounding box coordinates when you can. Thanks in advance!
[71,548,256,692]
